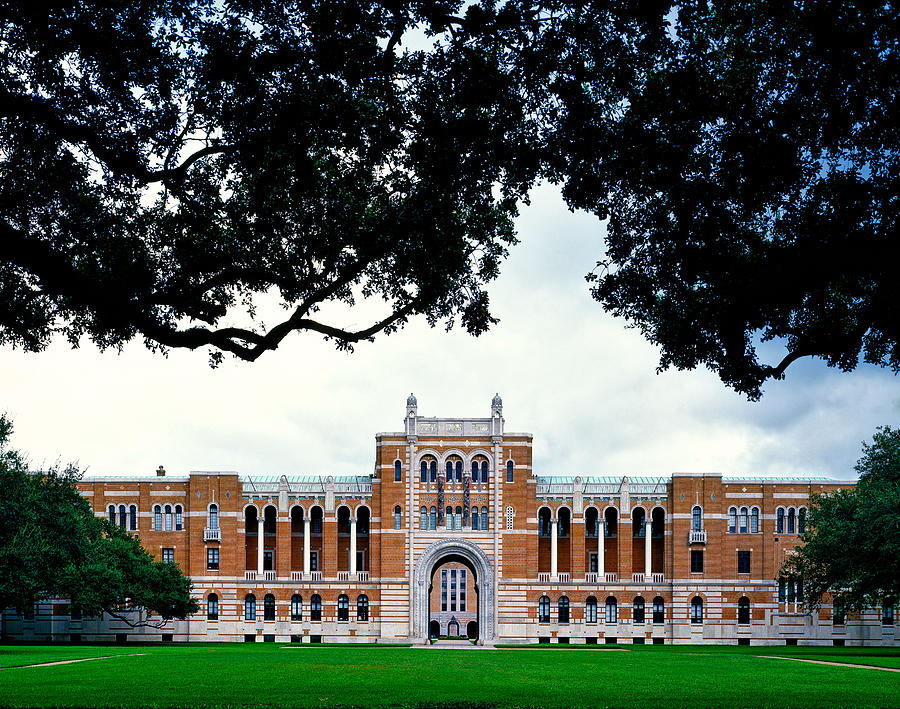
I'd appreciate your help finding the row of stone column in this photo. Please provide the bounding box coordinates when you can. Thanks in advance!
[254,517,359,575]
[548,520,653,579]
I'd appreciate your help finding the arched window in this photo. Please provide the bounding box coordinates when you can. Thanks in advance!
[632,507,646,538]
[585,508,599,538]
[633,596,645,624]
[108,505,116,524]
[787,507,797,534]
[833,599,845,626]
[357,595,369,621]
[471,461,479,479]
[154,505,162,531]
[605,596,617,623]
[163,505,173,531]
[445,506,453,529]
[738,596,750,624]
[420,506,427,530]
[651,507,665,538]
[446,461,453,479]
[776,508,785,533]
[394,460,402,482]
[652,596,665,624]
[883,601,894,626]
[174,505,183,531]
[481,506,488,529]
[691,597,703,624]
[538,596,550,623]
[558,596,569,624]
[506,460,514,482]
[118,505,126,529]
[291,594,302,621]
[430,460,437,482]
[558,508,570,537]
[310,594,322,621]
[585,596,598,624]
[481,460,488,483]
[129,504,137,531]
[394,506,402,530]
[207,593,219,620]
[420,460,427,482]
[471,506,480,531]
[750,507,759,534]
[739,507,749,534]
[691,506,702,532]
[244,594,256,621]
[728,507,737,533]
[455,460,462,483]
[208,503,218,530]
[337,594,349,621]
[263,594,275,621]
[604,507,618,537]
[506,506,514,530]
[798,508,807,535]
[538,508,551,537]
[429,506,437,530]
[455,506,462,529]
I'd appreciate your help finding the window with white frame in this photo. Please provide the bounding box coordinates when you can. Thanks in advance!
[605,596,617,623]
[585,596,597,624]
[153,505,162,531]
[209,504,219,530]
[691,597,703,623]
[161,548,174,564]
[207,594,218,620]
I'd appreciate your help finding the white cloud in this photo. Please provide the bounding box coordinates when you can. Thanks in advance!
[0,185,895,480]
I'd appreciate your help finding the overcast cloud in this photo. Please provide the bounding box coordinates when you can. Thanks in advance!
[1,185,896,481]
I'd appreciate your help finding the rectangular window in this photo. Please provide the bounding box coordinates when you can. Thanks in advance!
[263,550,274,571]
[175,507,183,531]
[737,550,750,574]
[162,548,174,564]
[690,550,703,573]
[460,570,466,612]
[589,553,598,573]
[441,570,447,612]
[450,569,457,612]
[207,547,219,571]
[310,551,319,572]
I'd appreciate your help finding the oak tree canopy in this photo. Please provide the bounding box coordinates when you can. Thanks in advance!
[2,1,897,396]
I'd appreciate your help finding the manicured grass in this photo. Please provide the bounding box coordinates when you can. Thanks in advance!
[1,643,899,708]
[0,645,141,668]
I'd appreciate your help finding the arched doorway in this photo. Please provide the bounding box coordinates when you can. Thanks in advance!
[466,621,478,639]
[413,538,495,645]
[429,620,440,639]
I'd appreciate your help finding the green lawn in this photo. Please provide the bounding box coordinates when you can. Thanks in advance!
[0,643,898,708]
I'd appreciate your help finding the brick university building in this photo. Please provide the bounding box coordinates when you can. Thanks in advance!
[5,394,896,645]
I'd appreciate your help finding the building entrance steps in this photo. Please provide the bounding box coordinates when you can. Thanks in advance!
[417,640,495,649]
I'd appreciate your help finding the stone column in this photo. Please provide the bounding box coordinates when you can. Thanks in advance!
[550,518,558,579]
[303,517,311,576]
[599,525,605,578]
[644,514,652,579]
[256,516,264,574]
[350,517,358,576]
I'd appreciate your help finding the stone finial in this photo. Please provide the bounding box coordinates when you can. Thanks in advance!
[407,392,418,407]
[492,392,502,407]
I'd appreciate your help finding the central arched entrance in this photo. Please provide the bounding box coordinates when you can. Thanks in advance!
[413,539,495,644]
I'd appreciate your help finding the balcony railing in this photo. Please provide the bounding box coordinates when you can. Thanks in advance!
[557,573,571,583]
[632,573,645,583]
[245,571,256,581]
[357,571,370,582]
[689,529,708,544]
[585,573,598,583]
[263,571,276,581]
[605,573,618,583]
[290,571,303,581]
[337,571,350,581]
[537,572,551,582]
[651,573,665,583]
[310,571,322,581]
[203,528,221,542]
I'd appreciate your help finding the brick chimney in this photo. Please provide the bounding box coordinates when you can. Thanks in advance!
[156,465,166,477]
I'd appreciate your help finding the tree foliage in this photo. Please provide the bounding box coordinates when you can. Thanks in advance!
[2,1,898,394]
[0,415,198,625]
[783,426,900,611]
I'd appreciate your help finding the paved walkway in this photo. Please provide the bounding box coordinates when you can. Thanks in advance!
[759,655,900,672]
[417,640,495,649]
[3,653,146,669]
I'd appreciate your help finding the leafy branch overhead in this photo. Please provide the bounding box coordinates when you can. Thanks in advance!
[2,1,898,396]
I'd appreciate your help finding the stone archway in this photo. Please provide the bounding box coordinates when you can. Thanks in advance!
[413,538,495,644]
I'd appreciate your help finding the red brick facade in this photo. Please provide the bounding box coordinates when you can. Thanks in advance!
[5,395,896,646]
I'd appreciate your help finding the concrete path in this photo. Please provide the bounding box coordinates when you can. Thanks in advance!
[417,640,495,649]
[3,653,146,669]
[759,655,900,672]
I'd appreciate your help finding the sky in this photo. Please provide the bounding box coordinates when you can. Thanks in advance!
[0,183,897,481]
